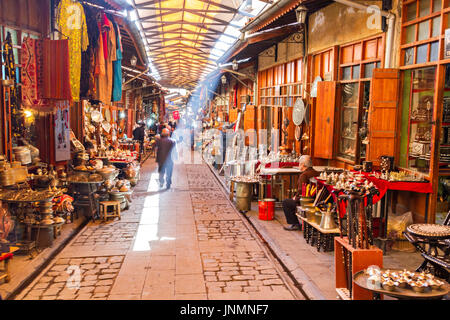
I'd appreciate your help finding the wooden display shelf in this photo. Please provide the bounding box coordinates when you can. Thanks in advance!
[335,236,383,300]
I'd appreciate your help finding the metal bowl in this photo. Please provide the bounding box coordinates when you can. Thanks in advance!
[382,283,396,292]
[305,207,316,221]
[300,197,314,206]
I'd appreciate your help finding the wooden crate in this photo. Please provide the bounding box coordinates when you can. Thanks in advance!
[335,236,383,300]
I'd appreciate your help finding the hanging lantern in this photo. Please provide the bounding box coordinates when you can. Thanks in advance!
[295,5,308,24]
[130,55,137,67]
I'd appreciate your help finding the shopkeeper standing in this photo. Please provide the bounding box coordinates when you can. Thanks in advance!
[282,155,319,231]
[133,122,146,154]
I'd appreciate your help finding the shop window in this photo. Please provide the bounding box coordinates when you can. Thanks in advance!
[432,17,441,37]
[258,58,303,108]
[418,20,430,41]
[433,0,442,11]
[430,41,439,61]
[337,36,383,163]
[400,67,436,174]
[400,0,447,66]
[420,0,432,17]
[342,67,351,80]
[338,83,359,160]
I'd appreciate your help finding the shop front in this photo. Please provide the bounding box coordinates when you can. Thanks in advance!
[0,0,163,298]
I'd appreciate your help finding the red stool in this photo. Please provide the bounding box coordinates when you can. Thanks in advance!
[0,252,14,283]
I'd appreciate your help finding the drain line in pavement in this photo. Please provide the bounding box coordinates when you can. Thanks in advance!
[204,162,310,300]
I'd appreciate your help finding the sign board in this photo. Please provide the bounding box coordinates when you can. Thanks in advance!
[173,110,180,120]
[55,106,71,162]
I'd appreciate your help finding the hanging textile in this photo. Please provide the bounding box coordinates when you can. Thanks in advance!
[112,21,123,102]
[94,20,107,103]
[80,4,100,99]
[2,32,19,107]
[40,39,71,100]
[94,13,116,104]
[3,32,24,137]
[56,0,89,102]
[100,13,109,61]
[21,37,43,106]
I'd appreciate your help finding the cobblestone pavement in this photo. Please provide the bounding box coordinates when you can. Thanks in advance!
[16,154,302,300]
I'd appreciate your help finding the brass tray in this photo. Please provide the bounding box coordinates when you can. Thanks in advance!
[353,269,449,300]
[407,224,450,239]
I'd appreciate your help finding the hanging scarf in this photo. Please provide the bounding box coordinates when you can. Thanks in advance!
[21,37,43,106]
[112,21,123,102]
[40,39,72,100]
[2,32,19,107]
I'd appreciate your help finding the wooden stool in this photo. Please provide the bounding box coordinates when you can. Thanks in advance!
[0,247,19,283]
[99,201,121,221]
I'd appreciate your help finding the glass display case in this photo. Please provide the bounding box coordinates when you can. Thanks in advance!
[338,83,359,160]
[404,67,435,174]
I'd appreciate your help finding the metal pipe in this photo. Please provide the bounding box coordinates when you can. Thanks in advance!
[244,21,302,40]
[222,68,256,82]
[124,67,150,85]
[332,0,396,68]
[227,71,254,93]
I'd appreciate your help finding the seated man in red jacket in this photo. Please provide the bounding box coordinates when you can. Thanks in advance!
[282,155,319,231]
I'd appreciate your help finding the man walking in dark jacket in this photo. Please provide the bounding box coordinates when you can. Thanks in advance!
[156,128,177,189]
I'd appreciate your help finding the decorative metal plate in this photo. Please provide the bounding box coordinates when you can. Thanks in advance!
[407,224,450,239]
[105,108,111,122]
[90,110,102,123]
[295,125,302,141]
[292,98,305,126]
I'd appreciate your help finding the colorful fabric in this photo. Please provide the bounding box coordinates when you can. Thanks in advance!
[21,37,43,106]
[100,13,109,61]
[2,32,19,107]
[80,3,100,99]
[56,0,89,102]
[94,13,116,104]
[112,21,122,102]
[40,39,71,100]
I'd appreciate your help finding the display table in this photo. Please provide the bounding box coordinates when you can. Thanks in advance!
[353,269,449,300]
[404,223,450,278]
[297,215,340,252]
[259,167,301,201]
[68,180,103,220]
[0,246,19,283]
[315,173,433,253]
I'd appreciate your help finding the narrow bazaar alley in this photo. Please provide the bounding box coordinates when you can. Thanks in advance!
[1,0,450,306]
[15,154,303,300]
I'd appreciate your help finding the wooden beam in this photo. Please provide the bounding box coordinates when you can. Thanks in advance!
[135,0,171,8]
[136,7,236,15]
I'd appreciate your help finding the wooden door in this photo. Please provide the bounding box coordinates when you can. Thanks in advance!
[313,81,337,159]
[229,108,238,123]
[366,69,400,166]
[244,105,256,146]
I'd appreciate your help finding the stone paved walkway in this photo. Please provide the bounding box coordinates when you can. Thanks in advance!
[16,156,303,300]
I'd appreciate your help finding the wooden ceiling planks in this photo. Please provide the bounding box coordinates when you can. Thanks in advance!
[134,0,242,88]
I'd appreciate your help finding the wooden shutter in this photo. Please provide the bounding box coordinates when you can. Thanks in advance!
[229,108,238,123]
[366,69,400,166]
[313,81,337,159]
[244,105,256,131]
